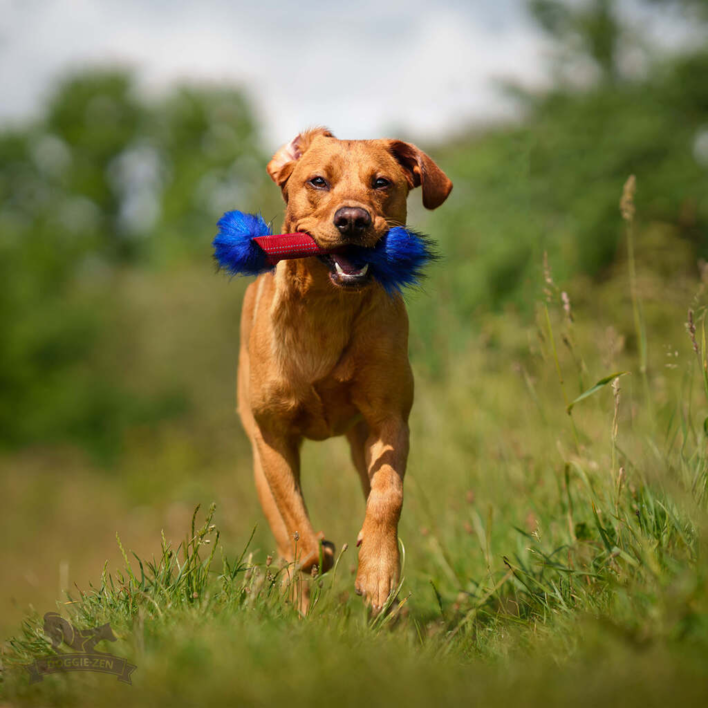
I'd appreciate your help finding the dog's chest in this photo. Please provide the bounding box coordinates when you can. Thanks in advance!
[260,291,365,438]
[274,353,359,440]
[271,299,358,379]
[275,328,343,381]
[304,375,361,439]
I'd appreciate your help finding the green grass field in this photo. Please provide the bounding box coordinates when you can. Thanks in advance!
[3,182,708,706]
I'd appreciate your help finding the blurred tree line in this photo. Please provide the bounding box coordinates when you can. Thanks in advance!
[0,0,707,459]
[428,0,708,317]
[0,73,268,458]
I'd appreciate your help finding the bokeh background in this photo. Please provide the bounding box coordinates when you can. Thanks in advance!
[1,0,708,657]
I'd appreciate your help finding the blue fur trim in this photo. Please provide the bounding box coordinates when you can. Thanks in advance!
[213,211,272,276]
[348,226,438,294]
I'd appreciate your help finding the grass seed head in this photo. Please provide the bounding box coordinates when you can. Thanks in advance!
[687,308,699,354]
[620,174,636,222]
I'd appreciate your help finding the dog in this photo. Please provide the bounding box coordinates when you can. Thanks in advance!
[237,128,452,611]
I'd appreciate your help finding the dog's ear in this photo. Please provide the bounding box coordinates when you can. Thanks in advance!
[267,127,335,190]
[387,140,453,210]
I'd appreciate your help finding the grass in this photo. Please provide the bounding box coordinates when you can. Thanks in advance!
[3,182,708,706]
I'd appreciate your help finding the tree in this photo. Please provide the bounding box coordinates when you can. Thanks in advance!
[0,70,265,458]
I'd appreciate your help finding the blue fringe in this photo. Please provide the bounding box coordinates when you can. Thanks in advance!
[347,227,437,294]
[213,211,272,276]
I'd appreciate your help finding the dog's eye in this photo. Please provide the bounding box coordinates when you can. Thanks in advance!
[373,177,391,190]
[308,176,328,189]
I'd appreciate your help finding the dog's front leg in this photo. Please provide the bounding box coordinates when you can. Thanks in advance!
[253,425,333,573]
[355,416,409,611]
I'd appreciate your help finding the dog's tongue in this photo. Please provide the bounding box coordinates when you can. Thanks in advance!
[330,252,363,275]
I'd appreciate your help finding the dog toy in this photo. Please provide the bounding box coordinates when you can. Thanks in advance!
[213,210,436,293]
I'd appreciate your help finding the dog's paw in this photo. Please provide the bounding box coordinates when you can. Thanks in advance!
[355,532,400,613]
[297,532,335,574]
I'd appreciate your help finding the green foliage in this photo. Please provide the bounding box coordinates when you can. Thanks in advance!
[529,0,622,81]
[3,339,708,707]
[4,2,708,705]
[4,161,708,705]
[416,44,708,356]
[2,2,708,458]
[0,71,266,459]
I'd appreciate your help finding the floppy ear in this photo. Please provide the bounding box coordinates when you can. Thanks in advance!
[266,127,335,190]
[387,140,453,210]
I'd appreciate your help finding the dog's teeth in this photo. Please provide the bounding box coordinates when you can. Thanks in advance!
[335,262,368,278]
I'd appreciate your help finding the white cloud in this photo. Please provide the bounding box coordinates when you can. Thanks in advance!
[5,0,698,151]
[0,0,553,147]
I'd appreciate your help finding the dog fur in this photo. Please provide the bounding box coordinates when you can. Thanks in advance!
[236,128,452,610]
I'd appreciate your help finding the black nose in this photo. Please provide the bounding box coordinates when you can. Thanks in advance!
[333,207,371,237]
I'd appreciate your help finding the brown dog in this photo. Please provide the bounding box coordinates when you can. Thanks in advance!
[237,128,452,610]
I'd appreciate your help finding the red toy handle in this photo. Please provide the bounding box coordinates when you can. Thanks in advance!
[253,233,328,266]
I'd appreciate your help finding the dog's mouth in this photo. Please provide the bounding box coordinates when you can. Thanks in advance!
[318,251,371,289]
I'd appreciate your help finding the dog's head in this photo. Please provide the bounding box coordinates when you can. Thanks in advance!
[267,127,452,290]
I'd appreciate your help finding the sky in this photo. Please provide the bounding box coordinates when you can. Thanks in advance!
[0,0,697,150]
